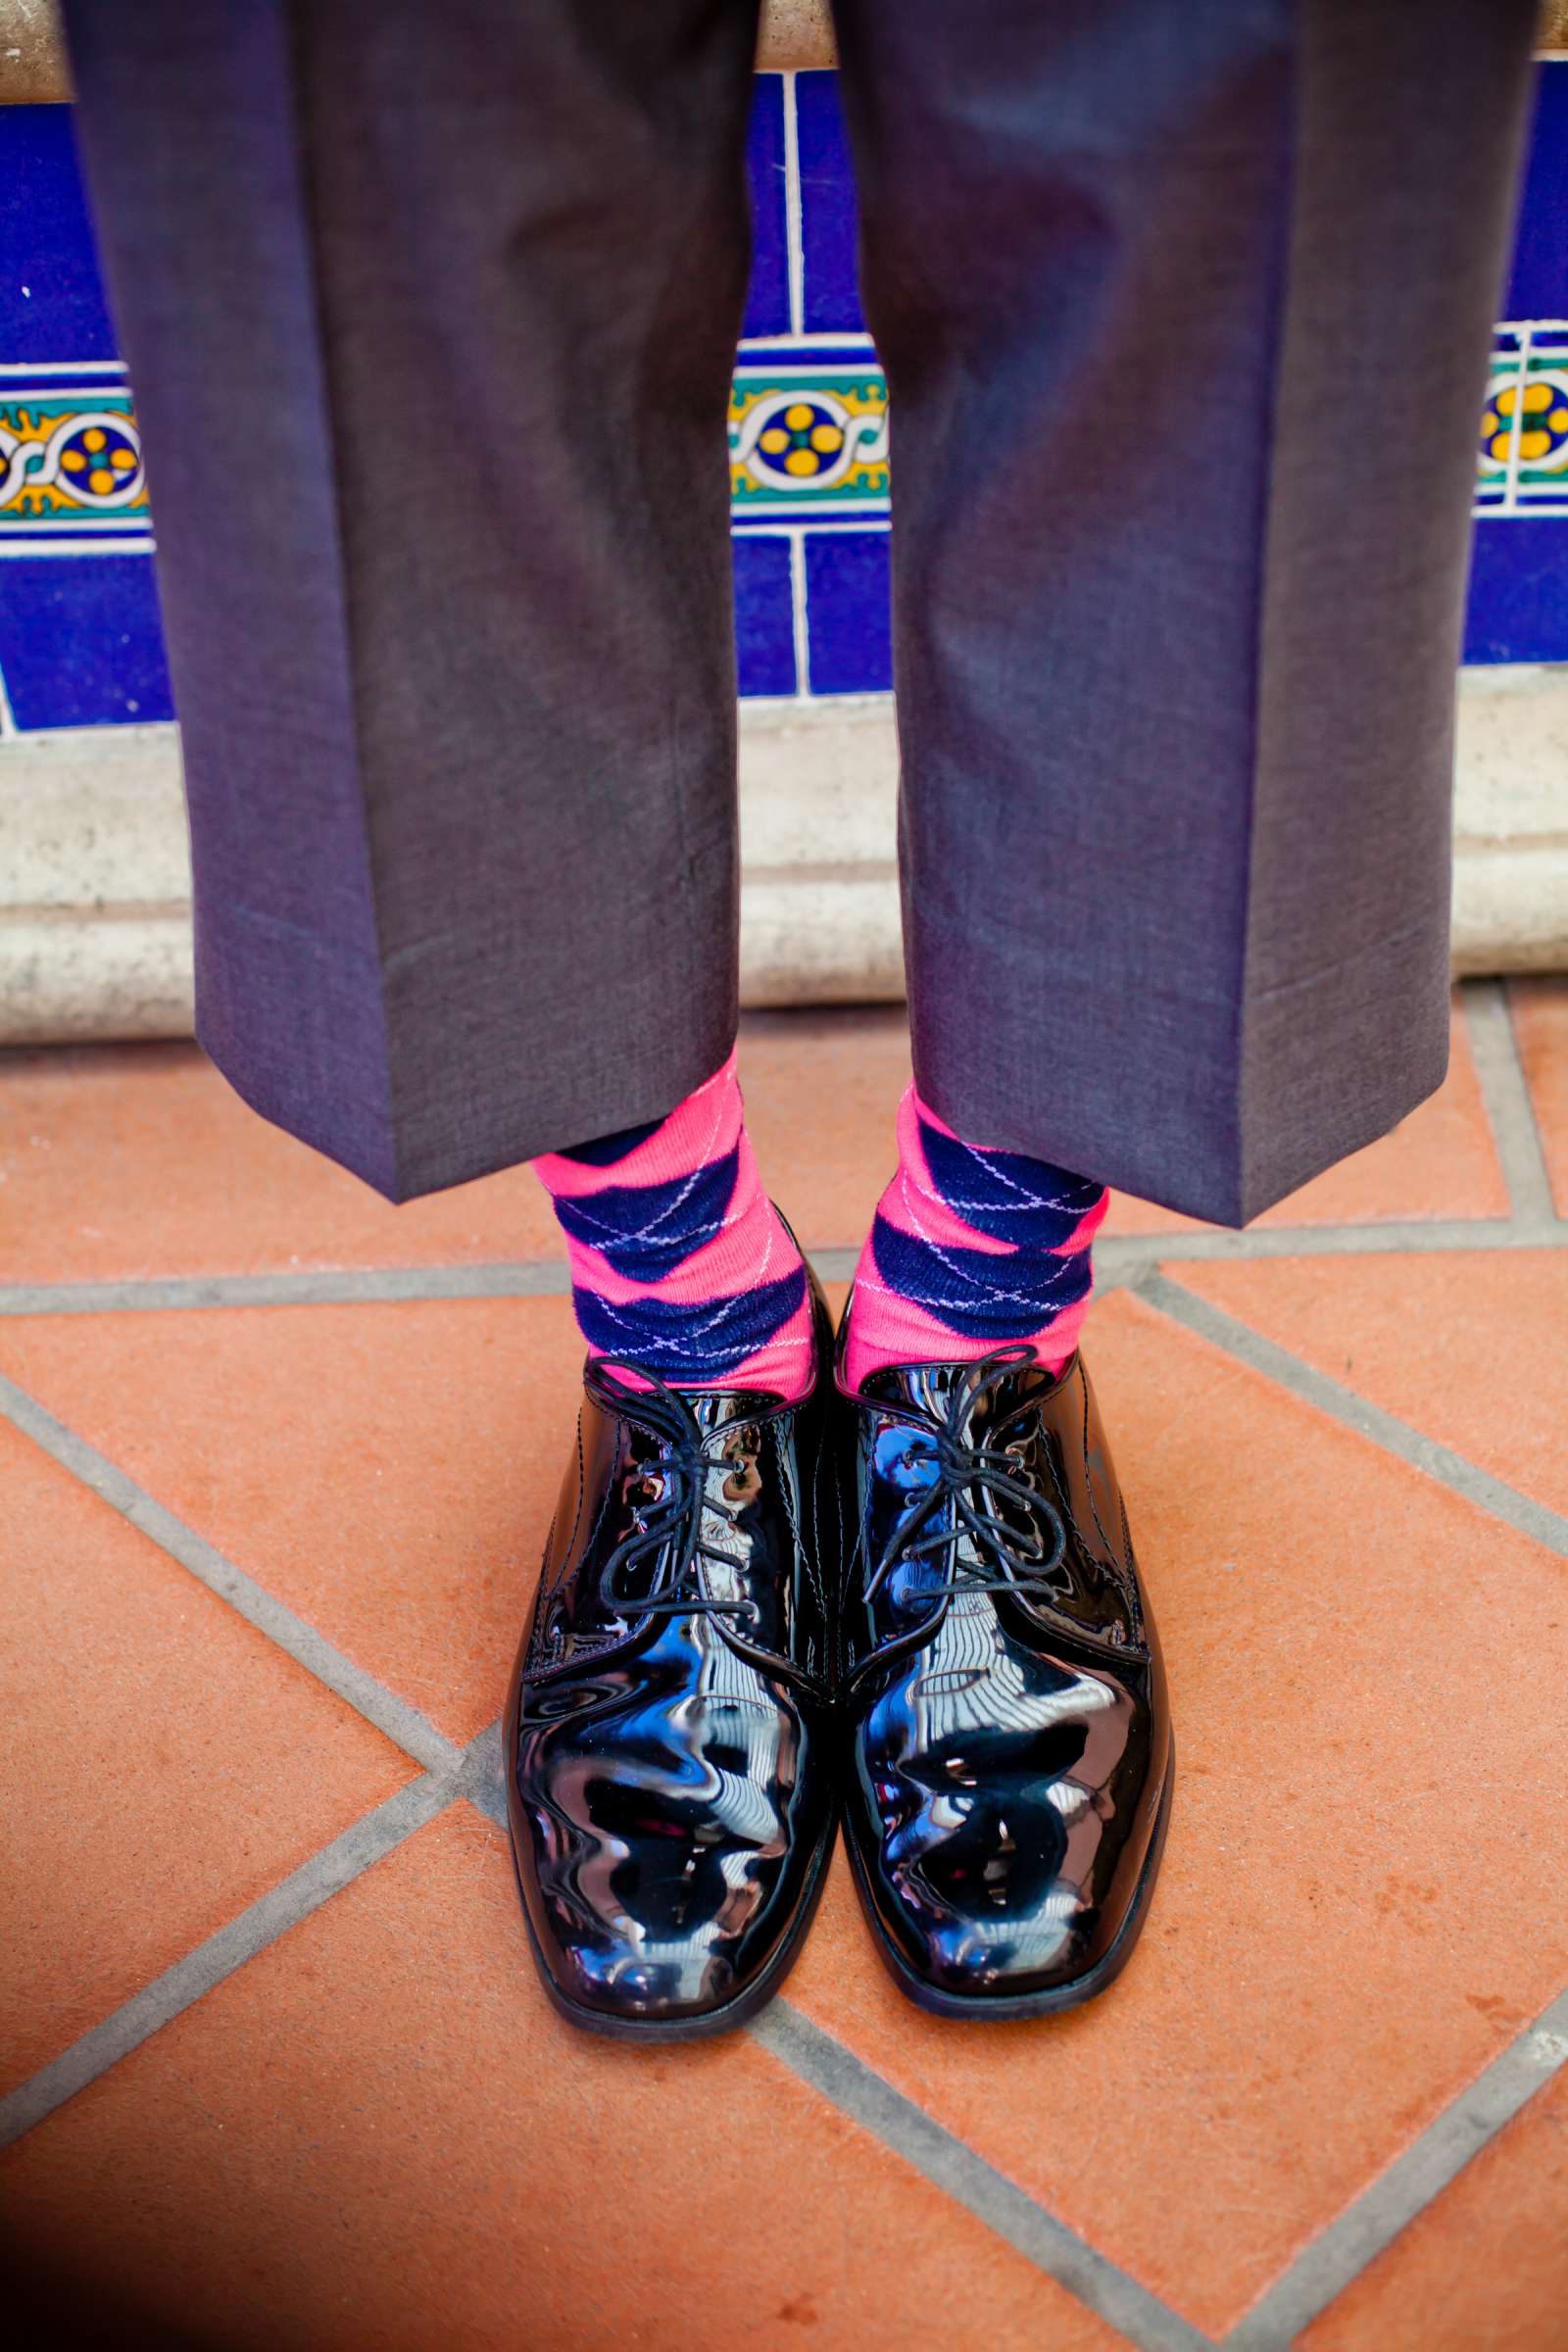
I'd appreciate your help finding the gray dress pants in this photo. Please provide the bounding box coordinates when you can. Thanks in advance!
[60,1,1539,1221]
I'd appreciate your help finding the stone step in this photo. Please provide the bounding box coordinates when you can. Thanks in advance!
[3,669,1563,1044]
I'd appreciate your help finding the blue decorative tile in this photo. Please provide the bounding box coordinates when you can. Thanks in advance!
[1462,521,1568,664]
[1504,63,1568,320]
[743,75,791,340]
[796,71,864,337]
[0,109,118,363]
[0,556,173,729]
[733,532,797,697]
[730,358,888,518]
[1463,61,1568,661]
[11,71,1568,710]
[803,529,891,694]
[0,374,150,546]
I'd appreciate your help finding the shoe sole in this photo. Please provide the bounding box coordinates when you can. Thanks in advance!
[506,1803,839,2044]
[845,1740,1175,2023]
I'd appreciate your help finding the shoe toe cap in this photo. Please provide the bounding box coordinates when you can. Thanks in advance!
[550,1935,741,2022]
[512,1699,828,2028]
[854,1727,1171,2008]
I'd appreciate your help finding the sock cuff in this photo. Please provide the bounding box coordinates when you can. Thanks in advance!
[534,1049,740,1200]
[534,1052,813,1400]
[845,1091,1105,1387]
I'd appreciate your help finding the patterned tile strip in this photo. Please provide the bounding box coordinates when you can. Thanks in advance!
[3,330,1556,545]
[0,364,149,550]
[730,357,889,520]
[1475,322,1568,514]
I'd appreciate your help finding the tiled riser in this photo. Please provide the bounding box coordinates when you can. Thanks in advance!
[5,68,1568,728]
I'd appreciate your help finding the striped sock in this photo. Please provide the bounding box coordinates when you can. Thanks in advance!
[843,1085,1107,1391]
[534,1050,815,1401]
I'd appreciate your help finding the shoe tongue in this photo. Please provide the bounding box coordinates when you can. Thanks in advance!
[681,1383,783,1431]
[855,1352,1068,1426]
[855,1358,975,1413]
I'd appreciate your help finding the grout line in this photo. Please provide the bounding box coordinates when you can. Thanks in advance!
[1462,978,1560,1230]
[781,68,806,338]
[753,2003,1215,2352]
[457,1718,509,1831]
[787,525,813,698]
[1224,1985,1568,2347]
[0,1769,464,2151]
[807,1244,858,1283]
[0,1261,577,1315]
[1096,1217,1554,1273]
[0,1367,463,1774]
[2,1155,1559,2328]
[1135,1272,1568,1560]
[1100,1213,1551,1270]
[5,1219,1564,1325]
[733,514,889,534]
[1495,326,1528,516]
[0,362,132,378]
[736,331,878,353]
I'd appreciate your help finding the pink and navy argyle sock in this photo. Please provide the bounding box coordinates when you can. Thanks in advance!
[534,1051,814,1402]
[844,1085,1107,1392]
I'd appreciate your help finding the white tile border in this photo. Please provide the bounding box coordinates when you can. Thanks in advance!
[780,67,807,338]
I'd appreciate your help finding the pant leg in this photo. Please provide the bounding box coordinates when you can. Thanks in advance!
[830,0,1538,1224]
[60,0,760,1200]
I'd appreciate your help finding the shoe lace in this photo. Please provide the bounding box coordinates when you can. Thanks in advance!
[862,1345,1069,1609]
[585,1360,763,1627]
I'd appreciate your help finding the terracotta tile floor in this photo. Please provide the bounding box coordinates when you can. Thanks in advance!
[2,977,1566,2351]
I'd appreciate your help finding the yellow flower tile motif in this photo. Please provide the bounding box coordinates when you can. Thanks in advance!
[0,397,148,527]
[1477,333,1568,513]
[730,369,888,513]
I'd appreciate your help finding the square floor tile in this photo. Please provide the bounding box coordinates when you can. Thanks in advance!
[786,1290,1568,2335]
[1509,977,1568,1215]
[1301,2062,1568,2350]
[739,1005,910,1249]
[0,1417,413,2096]
[1102,999,1508,1235]
[1169,1247,1568,1521]
[0,1010,912,1289]
[1,1807,1124,2352]
[0,1041,563,1284]
[0,1296,587,1747]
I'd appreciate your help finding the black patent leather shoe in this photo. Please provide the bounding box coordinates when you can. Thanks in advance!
[837,1324,1172,2019]
[504,1275,841,2039]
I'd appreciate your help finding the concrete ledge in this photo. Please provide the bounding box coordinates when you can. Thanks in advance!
[756,1,836,73]
[1452,664,1568,973]
[3,672,1564,1043]
[0,906,195,1041]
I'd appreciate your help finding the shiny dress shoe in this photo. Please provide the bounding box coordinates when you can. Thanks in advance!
[838,1331,1172,2019]
[505,1276,840,2039]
